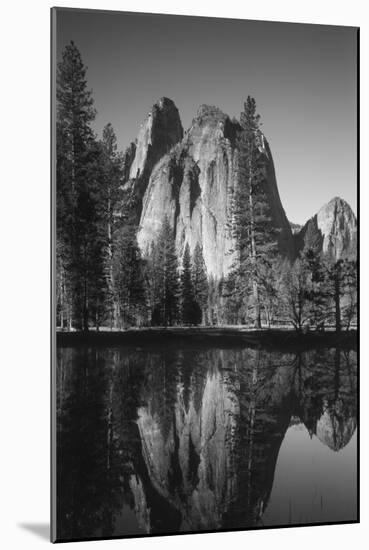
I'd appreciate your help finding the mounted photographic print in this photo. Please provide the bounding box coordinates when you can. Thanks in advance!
[51,7,359,543]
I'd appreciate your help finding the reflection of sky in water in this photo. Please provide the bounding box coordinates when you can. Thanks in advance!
[263,424,357,525]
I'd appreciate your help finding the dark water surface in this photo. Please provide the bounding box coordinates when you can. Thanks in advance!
[56,344,357,541]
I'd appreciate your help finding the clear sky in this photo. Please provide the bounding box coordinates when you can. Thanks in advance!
[56,8,357,224]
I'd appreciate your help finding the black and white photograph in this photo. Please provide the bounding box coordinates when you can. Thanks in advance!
[51,7,358,543]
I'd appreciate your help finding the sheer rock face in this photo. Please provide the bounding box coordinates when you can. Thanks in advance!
[136,102,294,279]
[296,197,357,260]
[123,97,183,207]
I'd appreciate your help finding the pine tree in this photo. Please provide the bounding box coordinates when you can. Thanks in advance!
[191,243,209,324]
[180,244,201,325]
[300,220,327,328]
[99,123,124,327]
[113,224,146,328]
[301,221,357,332]
[149,217,180,326]
[302,219,323,255]
[341,259,357,330]
[258,257,284,327]
[77,140,107,331]
[230,97,279,328]
[322,258,348,332]
[56,41,101,331]
[222,271,247,324]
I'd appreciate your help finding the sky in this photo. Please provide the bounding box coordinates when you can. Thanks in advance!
[55,8,357,224]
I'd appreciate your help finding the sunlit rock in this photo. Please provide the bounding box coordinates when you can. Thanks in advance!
[135,102,294,278]
[296,197,357,260]
[123,97,183,207]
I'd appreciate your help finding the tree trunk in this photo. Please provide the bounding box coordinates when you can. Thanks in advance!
[59,266,64,329]
[252,281,261,328]
[334,273,341,333]
[83,276,89,332]
[107,193,119,329]
[248,157,261,329]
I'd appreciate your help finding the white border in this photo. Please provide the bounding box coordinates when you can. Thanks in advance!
[1,1,366,548]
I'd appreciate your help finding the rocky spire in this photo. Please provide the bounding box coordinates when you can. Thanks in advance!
[123,97,183,211]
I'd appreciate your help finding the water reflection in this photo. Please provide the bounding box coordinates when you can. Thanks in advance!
[56,345,357,540]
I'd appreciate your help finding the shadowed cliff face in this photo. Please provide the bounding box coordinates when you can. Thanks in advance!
[122,97,183,210]
[125,100,294,278]
[295,197,357,260]
[56,345,357,539]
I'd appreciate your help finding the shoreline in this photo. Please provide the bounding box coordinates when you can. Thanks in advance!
[56,327,357,351]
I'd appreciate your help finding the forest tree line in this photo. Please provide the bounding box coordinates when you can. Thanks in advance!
[56,42,357,332]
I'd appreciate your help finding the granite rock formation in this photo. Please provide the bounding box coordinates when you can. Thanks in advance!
[123,99,294,279]
[296,197,357,260]
[122,97,183,209]
[122,99,356,275]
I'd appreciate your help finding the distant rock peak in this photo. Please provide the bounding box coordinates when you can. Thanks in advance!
[327,196,349,206]
[295,196,357,260]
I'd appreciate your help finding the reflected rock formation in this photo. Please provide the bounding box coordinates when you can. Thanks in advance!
[316,408,356,452]
[132,349,296,531]
[294,348,357,452]
[56,345,357,539]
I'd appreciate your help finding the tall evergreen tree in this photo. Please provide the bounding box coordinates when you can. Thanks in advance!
[76,140,107,331]
[299,221,357,332]
[191,243,209,325]
[300,221,327,328]
[113,224,146,328]
[56,41,101,331]
[321,258,349,333]
[341,259,357,330]
[258,257,284,327]
[230,97,279,328]
[99,123,124,327]
[180,244,201,325]
[149,217,180,326]
[222,271,248,324]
